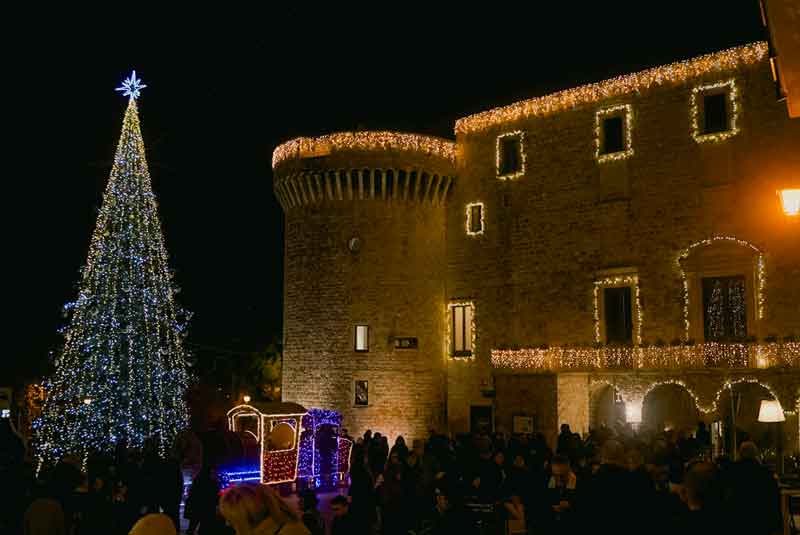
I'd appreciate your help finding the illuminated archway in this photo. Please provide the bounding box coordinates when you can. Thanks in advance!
[643,382,701,433]
[677,236,765,341]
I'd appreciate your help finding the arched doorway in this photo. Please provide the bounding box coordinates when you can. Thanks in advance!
[643,383,701,435]
[715,381,778,458]
[590,383,625,431]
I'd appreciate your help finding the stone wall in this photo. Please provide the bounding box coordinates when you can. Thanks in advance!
[282,198,447,444]
[447,55,800,436]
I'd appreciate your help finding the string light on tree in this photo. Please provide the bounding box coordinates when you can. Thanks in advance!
[34,71,190,467]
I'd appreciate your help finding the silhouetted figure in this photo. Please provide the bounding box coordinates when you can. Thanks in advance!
[726,442,782,535]
[298,489,324,535]
[185,465,224,535]
[331,495,361,535]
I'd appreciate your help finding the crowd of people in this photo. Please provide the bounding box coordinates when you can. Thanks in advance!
[0,414,789,535]
[330,423,785,535]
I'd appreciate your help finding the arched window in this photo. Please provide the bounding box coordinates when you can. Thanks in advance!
[679,237,763,342]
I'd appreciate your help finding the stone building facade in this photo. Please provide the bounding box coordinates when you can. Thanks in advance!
[274,42,800,452]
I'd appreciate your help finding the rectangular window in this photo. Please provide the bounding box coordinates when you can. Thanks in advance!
[702,276,747,340]
[703,93,728,134]
[497,132,524,178]
[692,80,738,143]
[394,337,418,349]
[451,304,473,356]
[354,380,368,406]
[466,202,484,235]
[595,104,633,162]
[500,136,521,175]
[602,116,624,154]
[604,286,633,344]
[354,325,369,352]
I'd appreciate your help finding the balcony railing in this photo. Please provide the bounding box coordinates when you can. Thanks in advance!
[491,342,800,371]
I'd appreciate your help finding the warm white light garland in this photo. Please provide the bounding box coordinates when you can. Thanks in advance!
[491,342,799,370]
[455,42,766,134]
[466,202,485,236]
[272,131,456,169]
[690,79,739,143]
[595,104,634,163]
[496,131,526,180]
[677,236,764,340]
[446,301,476,360]
[593,274,643,345]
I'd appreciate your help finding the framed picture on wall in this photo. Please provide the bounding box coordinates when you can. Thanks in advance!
[354,380,369,406]
[513,414,534,434]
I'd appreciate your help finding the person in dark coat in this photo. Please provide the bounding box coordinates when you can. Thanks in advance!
[379,455,408,535]
[389,436,409,464]
[674,462,727,535]
[330,495,362,535]
[185,465,225,535]
[347,446,376,532]
[298,489,324,535]
[538,455,579,534]
[580,440,639,535]
[725,442,782,535]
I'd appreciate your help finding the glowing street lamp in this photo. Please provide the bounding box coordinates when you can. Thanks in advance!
[778,189,800,216]
[758,399,785,423]
[243,395,251,404]
[758,399,785,475]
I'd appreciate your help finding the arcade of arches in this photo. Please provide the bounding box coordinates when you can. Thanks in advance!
[494,370,799,456]
[586,371,799,456]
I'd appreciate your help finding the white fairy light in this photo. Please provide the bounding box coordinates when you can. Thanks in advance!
[115,70,147,100]
[690,79,739,143]
[465,202,485,236]
[595,104,634,163]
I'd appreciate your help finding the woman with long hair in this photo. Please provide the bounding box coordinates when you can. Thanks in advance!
[219,483,309,535]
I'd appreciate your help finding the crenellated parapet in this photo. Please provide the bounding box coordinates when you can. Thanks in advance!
[272,132,456,211]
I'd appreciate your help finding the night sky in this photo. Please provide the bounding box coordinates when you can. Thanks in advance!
[7,5,765,381]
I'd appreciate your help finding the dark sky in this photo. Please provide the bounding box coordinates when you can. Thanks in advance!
[6,4,765,381]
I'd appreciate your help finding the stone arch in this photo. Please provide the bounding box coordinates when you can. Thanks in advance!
[642,382,701,433]
[714,379,778,454]
[589,381,624,430]
[677,235,765,342]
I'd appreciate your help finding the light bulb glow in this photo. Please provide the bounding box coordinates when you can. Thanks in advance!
[779,189,800,216]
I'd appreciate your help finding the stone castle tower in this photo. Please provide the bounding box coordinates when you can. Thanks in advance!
[273,133,456,441]
[274,42,800,449]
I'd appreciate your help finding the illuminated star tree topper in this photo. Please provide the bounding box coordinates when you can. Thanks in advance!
[115,70,147,100]
[34,69,190,467]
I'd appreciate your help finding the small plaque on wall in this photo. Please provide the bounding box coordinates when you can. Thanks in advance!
[354,380,368,406]
[394,337,418,349]
[513,415,534,434]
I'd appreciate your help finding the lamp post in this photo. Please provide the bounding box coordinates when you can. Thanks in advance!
[758,399,785,476]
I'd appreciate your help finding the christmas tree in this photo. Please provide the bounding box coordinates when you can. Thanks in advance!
[35,72,190,465]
